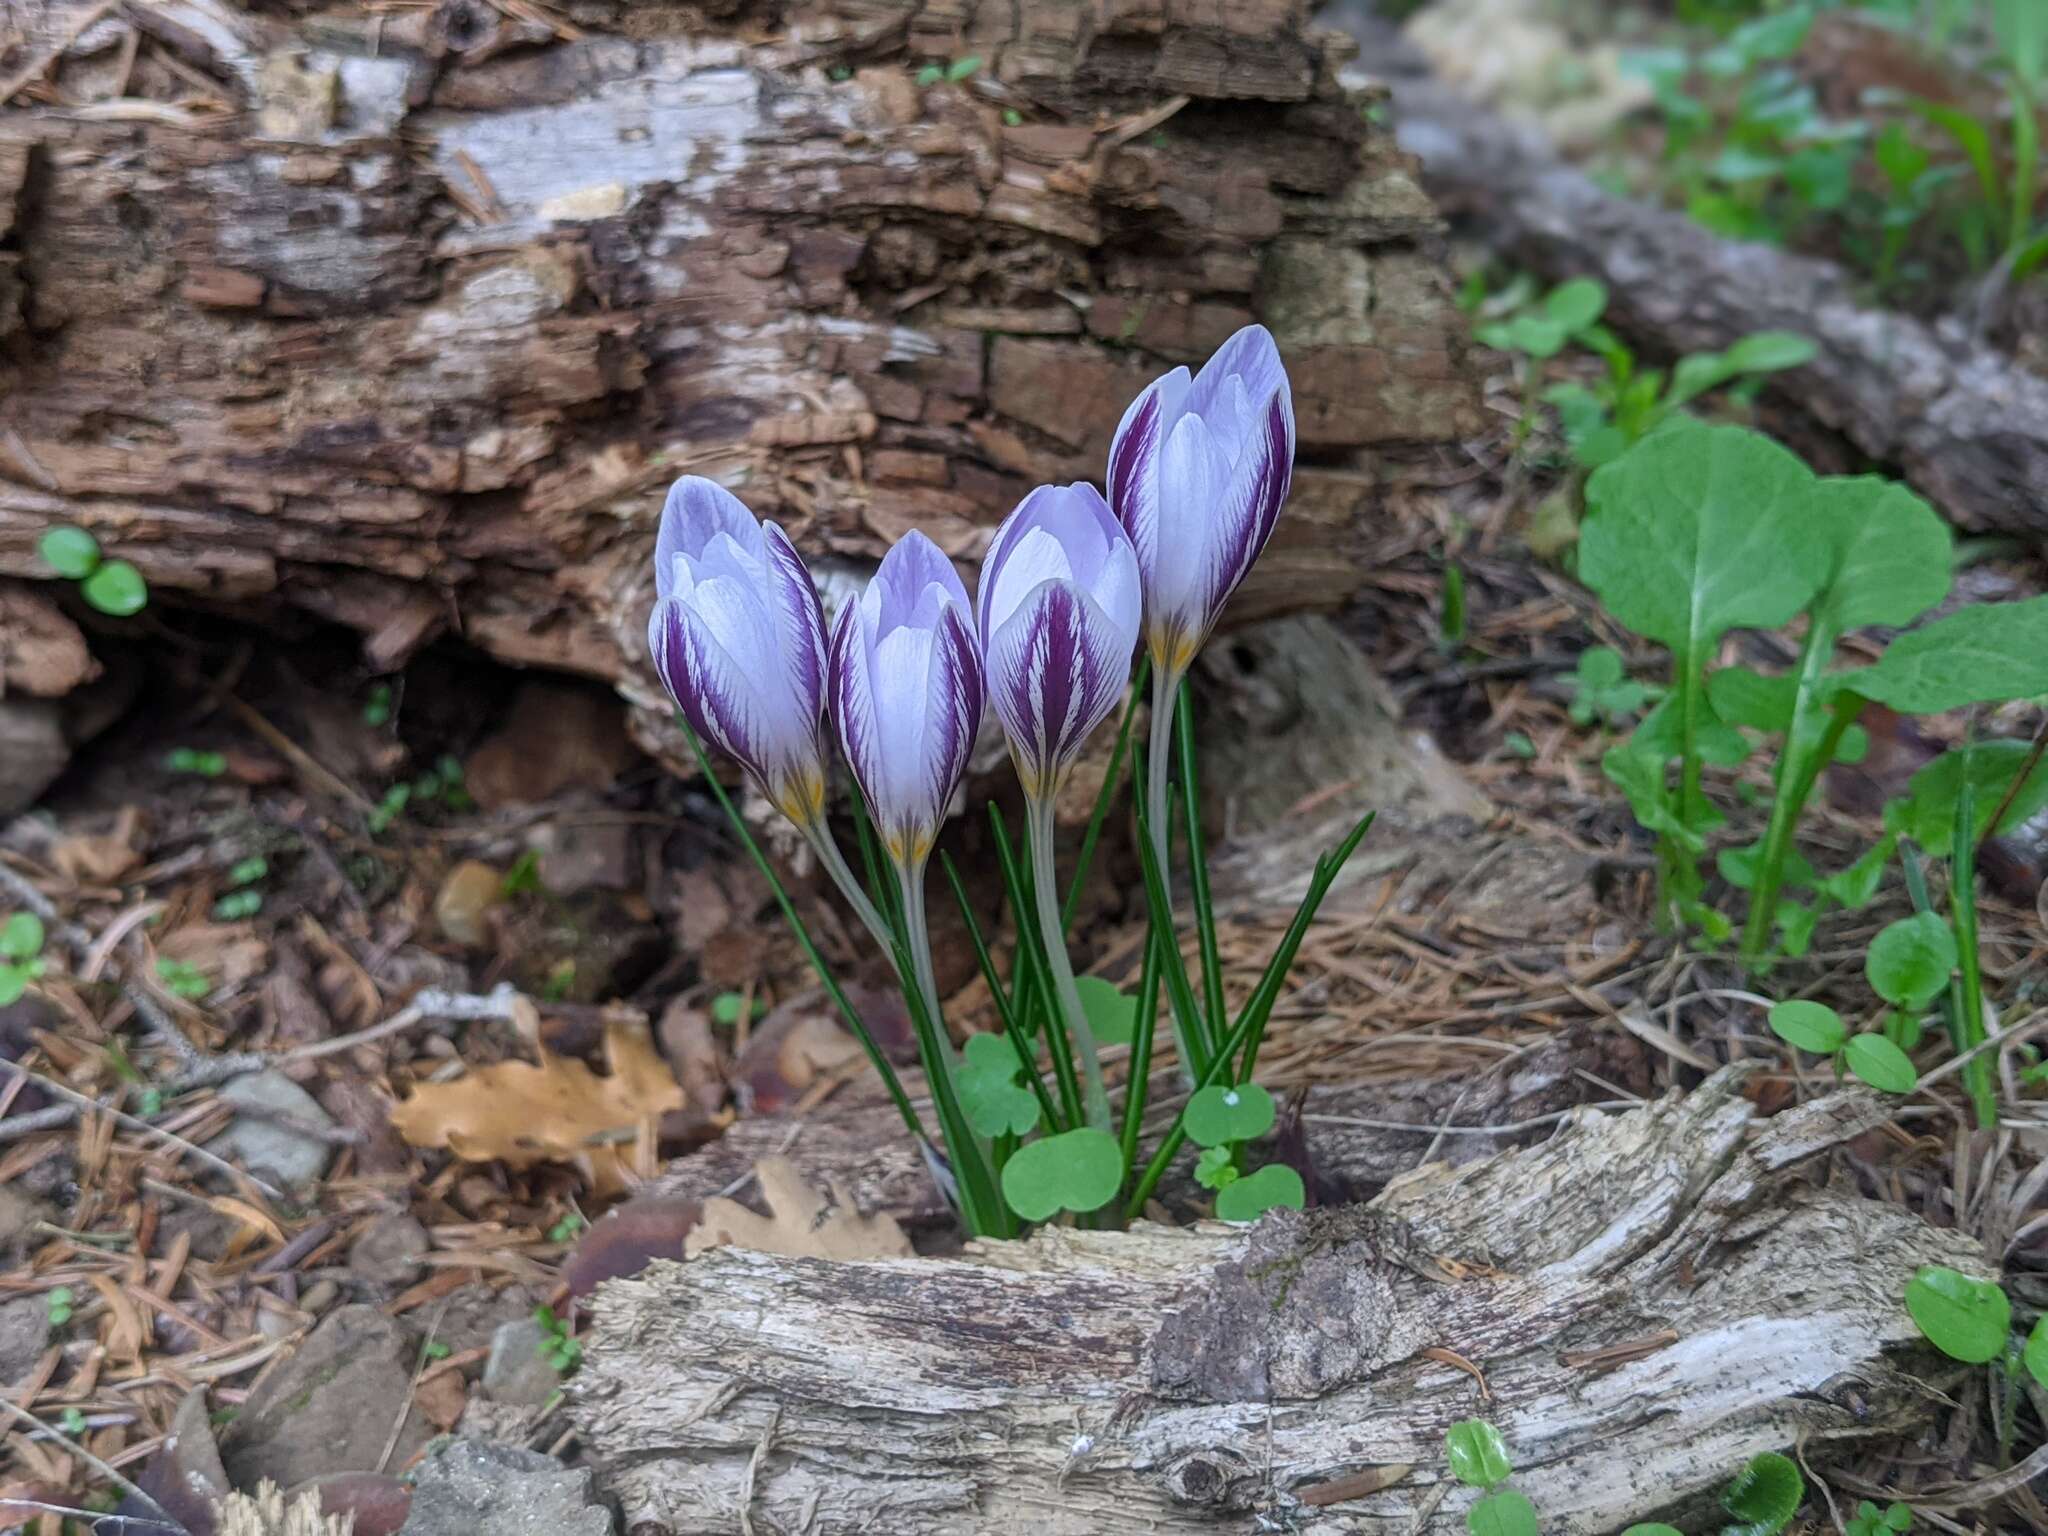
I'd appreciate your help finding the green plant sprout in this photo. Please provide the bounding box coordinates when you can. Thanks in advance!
[362,683,395,727]
[0,911,47,1006]
[45,1286,74,1327]
[709,990,767,1027]
[155,957,211,1001]
[164,748,228,778]
[1906,1262,2048,1463]
[1564,647,1655,729]
[915,54,982,86]
[213,855,269,922]
[1766,997,1920,1092]
[1578,418,2048,970]
[534,1304,582,1375]
[1444,1420,1536,1536]
[1847,1501,1915,1536]
[369,754,474,835]
[37,526,149,617]
[547,1211,587,1244]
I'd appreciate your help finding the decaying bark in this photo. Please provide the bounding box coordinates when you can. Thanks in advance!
[0,0,1483,764]
[576,1066,1981,1534]
[1350,35,2048,547]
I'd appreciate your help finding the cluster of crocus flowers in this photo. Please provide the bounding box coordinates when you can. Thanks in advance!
[648,325,1306,1232]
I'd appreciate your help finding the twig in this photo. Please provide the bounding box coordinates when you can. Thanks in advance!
[0,1057,285,1202]
[277,983,524,1064]
[377,1297,449,1474]
[0,1394,184,1532]
[1305,1100,1637,1138]
[0,1102,82,1142]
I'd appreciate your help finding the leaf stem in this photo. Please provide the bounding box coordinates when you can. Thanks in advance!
[1062,660,1148,934]
[1951,771,1998,1129]
[1025,798,1112,1131]
[1176,678,1227,1049]
[1118,925,1164,1186]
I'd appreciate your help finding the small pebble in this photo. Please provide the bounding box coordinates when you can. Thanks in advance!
[434,860,504,949]
[300,1279,339,1316]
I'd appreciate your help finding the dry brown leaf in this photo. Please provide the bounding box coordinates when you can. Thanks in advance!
[685,1157,911,1263]
[390,1017,683,1198]
[159,922,269,993]
[414,1368,467,1431]
[50,806,143,884]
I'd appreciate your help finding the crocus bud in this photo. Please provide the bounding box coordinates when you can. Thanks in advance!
[1105,323,1296,676]
[976,483,1142,800]
[829,531,984,868]
[647,476,830,828]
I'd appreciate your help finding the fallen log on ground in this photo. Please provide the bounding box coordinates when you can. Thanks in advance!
[0,0,1482,773]
[1351,31,2048,548]
[574,1065,1981,1534]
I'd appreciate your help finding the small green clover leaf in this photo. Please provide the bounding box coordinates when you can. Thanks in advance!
[0,912,45,962]
[1467,1490,1539,1536]
[2024,1315,2048,1390]
[46,1287,74,1326]
[1721,1450,1803,1536]
[1846,1502,1913,1536]
[1182,1082,1275,1148]
[958,1032,1041,1139]
[1074,976,1137,1047]
[39,526,101,580]
[1767,999,1845,1056]
[1000,1127,1122,1222]
[1842,1034,1918,1094]
[1622,1527,1684,1536]
[1565,646,1650,727]
[1905,1264,2010,1362]
[1213,1164,1304,1223]
[1865,913,1957,1012]
[1194,1145,1239,1191]
[81,559,148,617]
[1444,1420,1513,1489]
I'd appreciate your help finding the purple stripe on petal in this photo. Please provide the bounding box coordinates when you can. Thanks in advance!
[1198,389,1292,625]
[762,520,829,725]
[986,579,1135,796]
[651,596,772,785]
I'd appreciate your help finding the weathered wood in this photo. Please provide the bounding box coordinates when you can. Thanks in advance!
[0,0,1483,767]
[575,1066,1981,1534]
[1347,27,2048,548]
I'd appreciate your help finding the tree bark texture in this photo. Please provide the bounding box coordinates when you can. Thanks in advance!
[0,0,1484,764]
[1350,34,2048,549]
[575,1065,1981,1534]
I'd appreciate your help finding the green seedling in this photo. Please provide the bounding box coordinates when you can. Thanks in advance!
[155,957,211,1001]
[1767,998,1919,1092]
[164,749,228,778]
[46,1286,74,1327]
[1564,647,1653,728]
[37,526,150,617]
[0,911,47,1007]
[534,1305,582,1375]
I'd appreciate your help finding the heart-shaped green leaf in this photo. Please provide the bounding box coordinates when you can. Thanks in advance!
[999,1128,1122,1222]
[1906,1264,2010,1363]
[1893,742,2048,855]
[1806,476,1952,635]
[1444,1420,1512,1489]
[1621,1526,1684,1536]
[0,912,44,962]
[2024,1314,2048,1390]
[38,526,100,580]
[1543,278,1607,334]
[1183,1082,1275,1148]
[1074,976,1136,1047]
[1858,594,2048,714]
[957,1032,1040,1139]
[1722,1451,1803,1536]
[1213,1163,1303,1223]
[81,559,148,617]
[1466,1490,1538,1536]
[1843,1033,1917,1094]
[1865,912,1957,1010]
[1768,998,1845,1055]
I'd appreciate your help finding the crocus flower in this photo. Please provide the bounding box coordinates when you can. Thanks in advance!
[976,483,1143,801]
[829,531,984,872]
[647,476,830,830]
[1105,323,1296,678]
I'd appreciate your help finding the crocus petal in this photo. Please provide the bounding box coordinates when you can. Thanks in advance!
[1197,386,1294,624]
[1106,367,1191,594]
[1185,324,1291,451]
[762,520,829,724]
[654,476,765,601]
[986,579,1135,798]
[1148,411,1235,665]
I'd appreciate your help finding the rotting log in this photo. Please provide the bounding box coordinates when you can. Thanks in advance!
[1343,24,2048,548]
[575,1065,1982,1534]
[0,0,1483,768]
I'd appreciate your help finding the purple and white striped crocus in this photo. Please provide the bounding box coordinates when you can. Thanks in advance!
[829,530,984,874]
[975,482,1141,1130]
[1107,325,1296,1082]
[647,476,831,832]
[976,483,1143,802]
[1105,323,1296,683]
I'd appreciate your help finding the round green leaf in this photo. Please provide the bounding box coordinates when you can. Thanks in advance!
[0,963,29,1007]
[1543,278,1608,334]
[1074,975,1136,1047]
[1843,1033,1918,1094]
[1505,314,1568,359]
[1182,1082,1275,1148]
[999,1127,1122,1222]
[1722,1451,1803,1536]
[1905,1264,2010,1362]
[81,559,148,617]
[1466,1490,1538,1536]
[1621,1527,1683,1536]
[0,912,44,962]
[2026,1314,2048,1391]
[1444,1419,1512,1489]
[1865,912,1957,1010]
[1767,998,1845,1056]
[958,1032,1041,1139]
[37,526,100,579]
[1213,1163,1304,1223]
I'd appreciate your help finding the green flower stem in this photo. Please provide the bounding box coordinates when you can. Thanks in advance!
[940,852,1062,1132]
[1129,766,1209,1083]
[802,821,895,956]
[1025,797,1112,1131]
[1062,660,1149,934]
[1175,679,1226,1047]
[1118,924,1164,1185]
[1139,677,1205,1085]
[989,806,1084,1129]
[680,722,922,1139]
[896,859,962,1084]
[1951,774,1997,1129]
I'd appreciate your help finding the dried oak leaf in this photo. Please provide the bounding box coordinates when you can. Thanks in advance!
[685,1156,911,1262]
[390,1017,682,1198]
